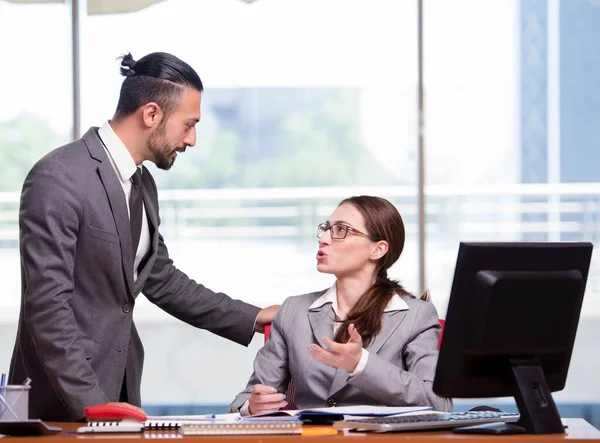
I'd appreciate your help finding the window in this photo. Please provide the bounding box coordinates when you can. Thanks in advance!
[424,0,600,402]
[0,0,72,370]
[2,0,598,411]
[80,0,418,405]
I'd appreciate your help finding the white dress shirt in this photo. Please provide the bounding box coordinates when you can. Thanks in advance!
[98,121,151,281]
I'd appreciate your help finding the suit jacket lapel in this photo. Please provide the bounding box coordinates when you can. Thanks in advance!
[328,367,350,398]
[83,128,135,297]
[140,166,158,231]
[367,310,408,354]
[307,304,341,396]
[134,168,158,293]
[307,304,334,349]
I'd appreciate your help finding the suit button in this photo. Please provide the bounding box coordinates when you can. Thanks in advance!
[122,304,130,314]
[327,398,337,407]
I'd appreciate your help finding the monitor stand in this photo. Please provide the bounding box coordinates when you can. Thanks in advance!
[453,358,565,435]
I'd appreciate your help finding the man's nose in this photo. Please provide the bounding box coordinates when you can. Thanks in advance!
[183,127,196,147]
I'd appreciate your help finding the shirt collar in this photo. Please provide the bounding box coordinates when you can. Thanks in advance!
[309,284,410,314]
[98,120,140,182]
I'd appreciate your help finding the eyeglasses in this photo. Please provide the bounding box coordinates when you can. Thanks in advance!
[317,222,371,240]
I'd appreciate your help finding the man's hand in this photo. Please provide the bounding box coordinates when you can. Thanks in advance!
[254,305,280,333]
[248,384,287,416]
[307,323,363,373]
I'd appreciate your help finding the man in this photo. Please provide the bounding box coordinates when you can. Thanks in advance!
[8,52,278,422]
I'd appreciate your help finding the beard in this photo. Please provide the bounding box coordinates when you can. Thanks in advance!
[148,123,178,171]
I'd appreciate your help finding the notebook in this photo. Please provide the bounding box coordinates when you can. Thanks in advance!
[247,405,432,421]
[86,416,225,431]
[145,413,241,428]
[180,420,302,436]
[78,421,144,434]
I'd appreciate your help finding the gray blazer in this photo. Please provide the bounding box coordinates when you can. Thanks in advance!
[229,290,452,412]
[9,128,260,421]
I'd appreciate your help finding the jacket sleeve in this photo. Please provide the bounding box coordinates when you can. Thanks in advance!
[348,301,453,411]
[141,175,260,347]
[19,160,110,420]
[228,299,292,412]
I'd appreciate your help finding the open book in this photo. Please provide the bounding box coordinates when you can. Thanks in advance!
[244,405,432,422]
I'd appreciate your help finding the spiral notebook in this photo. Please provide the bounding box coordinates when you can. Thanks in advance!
[180,421,302,436]
[86,418,211,431]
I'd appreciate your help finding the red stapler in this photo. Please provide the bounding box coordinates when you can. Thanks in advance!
[84,404,147,422]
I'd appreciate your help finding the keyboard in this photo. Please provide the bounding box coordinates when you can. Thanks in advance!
[334,411,520,433]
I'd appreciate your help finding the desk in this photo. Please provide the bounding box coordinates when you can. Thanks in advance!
[1,419,599,443]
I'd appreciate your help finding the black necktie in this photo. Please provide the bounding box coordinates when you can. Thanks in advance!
[129,168,143,257]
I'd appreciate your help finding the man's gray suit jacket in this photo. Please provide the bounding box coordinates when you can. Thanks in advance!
[9,128,260,421]
[229,290,452,412]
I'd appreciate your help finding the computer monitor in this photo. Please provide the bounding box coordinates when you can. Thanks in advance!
[433,242,593,435]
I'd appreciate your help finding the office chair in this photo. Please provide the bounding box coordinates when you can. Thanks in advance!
[263,319,445,410]
[437,318,445,349]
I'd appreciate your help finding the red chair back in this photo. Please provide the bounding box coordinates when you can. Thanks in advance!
[438,319,445,349]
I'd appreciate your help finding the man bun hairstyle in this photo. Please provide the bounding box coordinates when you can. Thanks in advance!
[119,52,137,77]
[114,52,203,119]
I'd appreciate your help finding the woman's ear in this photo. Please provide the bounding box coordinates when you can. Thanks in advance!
[371,240,389,261]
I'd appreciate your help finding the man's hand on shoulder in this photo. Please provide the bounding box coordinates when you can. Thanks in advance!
[254,305,280,333]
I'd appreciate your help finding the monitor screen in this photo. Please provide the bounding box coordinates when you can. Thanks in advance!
[433,242,593,434]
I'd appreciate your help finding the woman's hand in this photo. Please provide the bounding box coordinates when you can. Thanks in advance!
[307,324,363,373]
[248,384,288,415]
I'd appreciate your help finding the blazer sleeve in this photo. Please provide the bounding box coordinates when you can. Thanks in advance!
[141,176,260,347]
[348,301,453,411]
[228,298,292,412]
[19,160,110,419]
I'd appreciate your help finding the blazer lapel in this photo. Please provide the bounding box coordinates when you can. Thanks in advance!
[328,367,350,398]
[367,310,408,354]
[84,128,136,297]
[307,304,335,349]
[307,304,341,397]
[134,169,158,293]
[140,167,158,231]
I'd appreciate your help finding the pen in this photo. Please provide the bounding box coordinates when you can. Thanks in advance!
[208,415,231,421]
[0,373,6,387]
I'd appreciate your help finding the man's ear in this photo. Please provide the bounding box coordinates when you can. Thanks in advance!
[371,240,389,261]
[141,102,163,129]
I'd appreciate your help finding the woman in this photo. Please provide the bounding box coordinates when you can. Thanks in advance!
[229,196,452,415]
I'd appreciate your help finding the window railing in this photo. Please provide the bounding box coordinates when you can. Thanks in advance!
[2,183,600,245]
